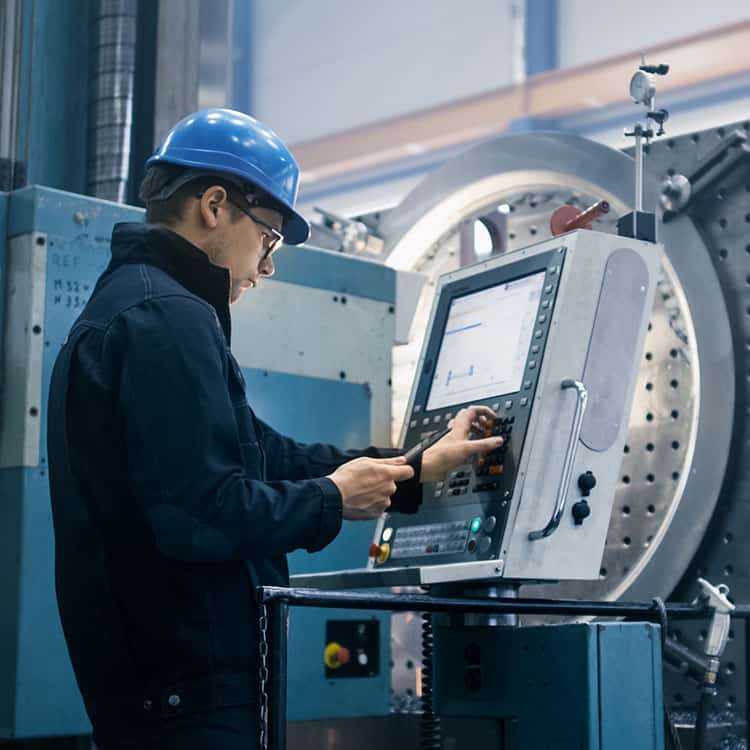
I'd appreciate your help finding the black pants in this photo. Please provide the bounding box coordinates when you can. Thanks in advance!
[94,705,259,750]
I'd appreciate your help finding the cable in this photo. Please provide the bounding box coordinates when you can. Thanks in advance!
[420,611,441,750]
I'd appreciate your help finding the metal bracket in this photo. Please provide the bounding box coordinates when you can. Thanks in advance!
[528,379,588,540]
[0,232,47,468]
[662,129,750,219]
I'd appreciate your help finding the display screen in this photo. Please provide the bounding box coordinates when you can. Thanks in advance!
[426,271,546,410]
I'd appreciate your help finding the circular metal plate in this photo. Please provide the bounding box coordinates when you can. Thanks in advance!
[382,132,734,602]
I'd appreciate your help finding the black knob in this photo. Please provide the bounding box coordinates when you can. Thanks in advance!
[577,471,597,497]
[572,499,591,526]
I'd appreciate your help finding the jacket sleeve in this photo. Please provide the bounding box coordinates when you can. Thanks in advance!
[253,416,424,514]
[109,295,343,563]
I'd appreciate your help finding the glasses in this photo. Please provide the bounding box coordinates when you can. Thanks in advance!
[195,188,284,260]
[226,196,284,260]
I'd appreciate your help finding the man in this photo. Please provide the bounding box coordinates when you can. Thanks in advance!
[47,109,502,749]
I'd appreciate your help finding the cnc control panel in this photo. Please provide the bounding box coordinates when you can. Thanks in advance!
[369,230,662,583]
[376,250,562,570]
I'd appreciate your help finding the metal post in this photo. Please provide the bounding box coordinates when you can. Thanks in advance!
[634,124,643,212]
[268,600,288,750]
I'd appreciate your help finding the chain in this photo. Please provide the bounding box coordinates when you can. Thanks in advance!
[258,600,270,750]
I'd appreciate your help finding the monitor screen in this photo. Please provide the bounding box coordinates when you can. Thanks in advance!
[426,271,546,410]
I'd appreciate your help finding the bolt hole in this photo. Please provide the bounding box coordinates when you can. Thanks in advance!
[646,443,655,452]
[671,440,680,450]
[670,379,679,389]
[622,476,631,485]
[623,444,630,453]
[724,565,734,576]
[699,629,707,640]
[672,472,680,481]
[646,412,654,422]
[339,371,346,380]
[645,351,653,361]
[646,382,654,391]
[32,325,42,335]
[529,226,537,236]
[646,473,655,483]
[719,248,728,259]
[622,505,631,515]
[647,504,656,514]
[724,532,734,543]
[719,218,728,229]
[35,236,45,246]
[670,348,678,358]
[647,322,653,331]
[728,695,737,707]
[623,536,631,546]
[691,133,700,143]
[671,409,679,419]
[599,568,607,578]
[29,407,39,417]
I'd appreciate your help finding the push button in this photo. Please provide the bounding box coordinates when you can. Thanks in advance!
[479,537,492,555]
[483,516,497,533]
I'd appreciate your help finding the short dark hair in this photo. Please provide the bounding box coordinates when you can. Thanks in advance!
[138,164,244,226]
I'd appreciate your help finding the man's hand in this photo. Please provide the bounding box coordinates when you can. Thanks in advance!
[328,456,415,520]
[421,405,504,483]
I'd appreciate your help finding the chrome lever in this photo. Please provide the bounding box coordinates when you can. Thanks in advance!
[528,379,588,541]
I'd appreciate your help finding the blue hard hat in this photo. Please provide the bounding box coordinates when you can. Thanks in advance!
[146,109,310,245]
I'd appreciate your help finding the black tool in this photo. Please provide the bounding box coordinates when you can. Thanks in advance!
[403,426,452,467]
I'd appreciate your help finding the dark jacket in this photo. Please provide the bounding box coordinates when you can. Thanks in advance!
[46,223,420,736]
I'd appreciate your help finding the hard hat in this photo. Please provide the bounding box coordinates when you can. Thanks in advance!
[146,109,310,245]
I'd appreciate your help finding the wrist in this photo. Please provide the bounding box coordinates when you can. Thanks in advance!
[420,449,442,483]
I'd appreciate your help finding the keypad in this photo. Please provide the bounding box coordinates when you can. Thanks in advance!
[391,521,471,558]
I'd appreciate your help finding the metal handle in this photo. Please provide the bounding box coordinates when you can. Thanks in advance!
[528,379,588,541]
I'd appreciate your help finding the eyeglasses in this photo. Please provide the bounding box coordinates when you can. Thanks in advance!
[196,188,284,259]
[226,196,284,259]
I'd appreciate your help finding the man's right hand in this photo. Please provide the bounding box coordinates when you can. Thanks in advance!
[328,456,415,520]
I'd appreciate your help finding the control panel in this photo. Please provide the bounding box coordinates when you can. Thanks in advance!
[372,250,562,571]
[368,230,662,583]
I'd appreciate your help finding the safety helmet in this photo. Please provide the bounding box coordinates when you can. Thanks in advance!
[145,109,310,245]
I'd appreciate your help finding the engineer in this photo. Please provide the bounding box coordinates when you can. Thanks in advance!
[46,109,503,750]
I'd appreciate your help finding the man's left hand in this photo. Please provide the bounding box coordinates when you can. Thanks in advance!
[420,405,504,483]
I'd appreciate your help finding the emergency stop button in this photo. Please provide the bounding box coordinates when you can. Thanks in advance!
[324,642,351,669]
[368,542,391,563]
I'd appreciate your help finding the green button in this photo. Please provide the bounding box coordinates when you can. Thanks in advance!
[470,517,482,534]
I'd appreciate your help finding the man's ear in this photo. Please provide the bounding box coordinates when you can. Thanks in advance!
[199,186,227,228]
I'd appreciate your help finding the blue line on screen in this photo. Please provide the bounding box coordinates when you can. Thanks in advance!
[445,322,482,336]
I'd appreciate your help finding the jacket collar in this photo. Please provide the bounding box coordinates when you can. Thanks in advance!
[109,222,232,342]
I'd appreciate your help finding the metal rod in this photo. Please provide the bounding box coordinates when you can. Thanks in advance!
[563,200,610,232]
[634,124,644,212]
[258,586,750,621]
[268,600,288,750]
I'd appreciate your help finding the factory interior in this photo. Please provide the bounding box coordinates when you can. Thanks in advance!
[3,2,750,749]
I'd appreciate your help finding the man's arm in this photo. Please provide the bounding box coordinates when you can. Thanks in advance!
[111,295,343,562]
[252,416,424,513]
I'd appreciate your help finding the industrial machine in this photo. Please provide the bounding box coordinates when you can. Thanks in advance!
[1,71,749,750]
[291,119,750,746]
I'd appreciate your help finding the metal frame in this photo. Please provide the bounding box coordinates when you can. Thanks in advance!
[258,585,750,750]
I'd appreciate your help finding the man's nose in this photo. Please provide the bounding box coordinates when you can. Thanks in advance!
[260,254,275,277]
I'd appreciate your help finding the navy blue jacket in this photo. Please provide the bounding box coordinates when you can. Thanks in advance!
[46,223,420,736]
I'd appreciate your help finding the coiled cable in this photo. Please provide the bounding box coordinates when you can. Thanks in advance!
[420,611,441,749]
